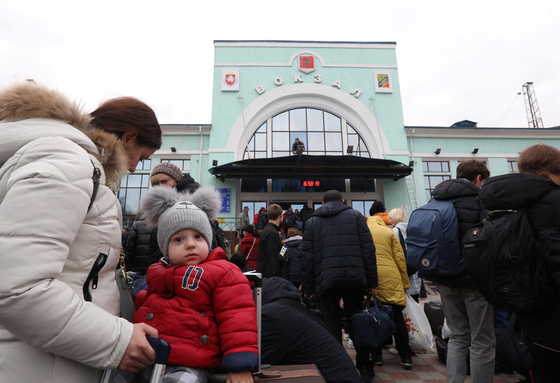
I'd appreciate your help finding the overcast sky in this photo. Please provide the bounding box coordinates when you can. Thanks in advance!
[2,0,559,128]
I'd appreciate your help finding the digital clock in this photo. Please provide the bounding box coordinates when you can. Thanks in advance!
[302,181,320,187]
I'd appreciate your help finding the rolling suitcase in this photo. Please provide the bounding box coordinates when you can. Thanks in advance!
[423,300,445,335]
[208,271,326,382]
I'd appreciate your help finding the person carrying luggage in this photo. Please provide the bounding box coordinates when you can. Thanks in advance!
[112,186,259,383]
[301,190,378,382]
[418,160,495,383]
[477,144,560,382]
[0,82,162,383]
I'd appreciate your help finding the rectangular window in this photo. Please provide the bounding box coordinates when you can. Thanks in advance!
[137,159,151,170]
[352,200,376,217]
[350,178,376,193]
[240,201,267,225]
[422,161,451,201]
[161,159,190,171]
[241,178,267,193]
[508,161,519,173]
[289,108,306,131]
[118,173,151,216]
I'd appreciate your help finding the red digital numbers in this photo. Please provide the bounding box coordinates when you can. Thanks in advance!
[303,181,320,187]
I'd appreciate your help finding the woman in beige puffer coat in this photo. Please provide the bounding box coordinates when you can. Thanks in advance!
[0,82,161,382]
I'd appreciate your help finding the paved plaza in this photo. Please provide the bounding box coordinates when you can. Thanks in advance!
[343,283,526,383]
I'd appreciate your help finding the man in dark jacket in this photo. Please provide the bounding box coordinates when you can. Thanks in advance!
[257,204,285,278]
[125,218,152,274]
[422,160,495,383]
[301,190,377,382]
[298,203,314,231]
[256,208,269,231]
[261,277,361,383]
[284,227,303,288]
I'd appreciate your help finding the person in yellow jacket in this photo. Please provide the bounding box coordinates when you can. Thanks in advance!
[366,215,414,370]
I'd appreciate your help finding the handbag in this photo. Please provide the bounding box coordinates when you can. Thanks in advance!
[351,292,396,348]
[115,247,136,322]
[245,238,256,260]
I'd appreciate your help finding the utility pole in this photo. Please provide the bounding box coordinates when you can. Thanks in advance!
[522,82,544,128]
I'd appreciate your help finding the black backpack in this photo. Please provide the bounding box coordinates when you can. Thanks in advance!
[462,208,556,312]
[283,212,296,231]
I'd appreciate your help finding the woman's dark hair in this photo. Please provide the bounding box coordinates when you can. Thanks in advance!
[242,224,259,238]
[369,200,385,216]
[518,144,560,186]
[90,97,162,149]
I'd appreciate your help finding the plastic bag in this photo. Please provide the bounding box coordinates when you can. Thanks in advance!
[403,292,434,352]
[441,317,452,339]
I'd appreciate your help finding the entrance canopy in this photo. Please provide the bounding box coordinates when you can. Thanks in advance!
[208,154,412,180]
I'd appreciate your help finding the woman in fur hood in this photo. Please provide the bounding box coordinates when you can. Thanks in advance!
[0,82,162,383]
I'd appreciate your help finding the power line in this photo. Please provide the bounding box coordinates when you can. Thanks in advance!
[494,92,522,127]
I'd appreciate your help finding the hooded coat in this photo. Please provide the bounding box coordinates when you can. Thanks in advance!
[419,178,486,288]
[125,219,153,274]
[0,82,132,382]
[284,234,303,286]
[261,277,361,383]
[134,248,259,371]
[479,173,560,350]
[301,201,377,297]
[367,216,410,306]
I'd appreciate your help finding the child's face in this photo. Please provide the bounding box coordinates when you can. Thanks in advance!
[168,228,209,266]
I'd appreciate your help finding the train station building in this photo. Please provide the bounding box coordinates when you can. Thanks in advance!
[118,40,560,230]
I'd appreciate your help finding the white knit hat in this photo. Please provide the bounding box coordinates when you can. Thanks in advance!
[140,186,222,257]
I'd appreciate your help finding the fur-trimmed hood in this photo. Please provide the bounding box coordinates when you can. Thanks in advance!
[0,82,127,186]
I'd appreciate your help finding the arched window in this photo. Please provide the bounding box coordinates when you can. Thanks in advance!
[243,108,370,159]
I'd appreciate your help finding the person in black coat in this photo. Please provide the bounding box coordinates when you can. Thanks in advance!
[256,209,269,231]
[257,204,285,278]
[479,144,560,382]
[423,160,495,383]
[261,277,361,383]
[419,176,487,288]
[125,218,152,274]
[301,190,377,382]
[284,227,303,288]
[298,203,314,231]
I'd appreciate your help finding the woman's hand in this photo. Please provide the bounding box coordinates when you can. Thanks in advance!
[118,323,158,373]
[227,370,254,383]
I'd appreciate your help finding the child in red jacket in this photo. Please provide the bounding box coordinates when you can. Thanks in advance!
[112,186,258,383]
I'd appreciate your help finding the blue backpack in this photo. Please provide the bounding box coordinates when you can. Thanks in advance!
[406,197,464,276]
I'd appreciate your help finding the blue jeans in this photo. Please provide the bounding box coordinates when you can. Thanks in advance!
[439,285,495,383]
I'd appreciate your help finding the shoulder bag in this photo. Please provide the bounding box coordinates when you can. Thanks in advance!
[351,291,396,348]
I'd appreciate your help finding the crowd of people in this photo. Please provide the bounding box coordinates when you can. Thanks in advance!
[1,82,558,383]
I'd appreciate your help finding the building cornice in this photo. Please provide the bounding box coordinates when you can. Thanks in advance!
[214,40,396,49]
[161,124,211,136]
[405,127,560,139]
